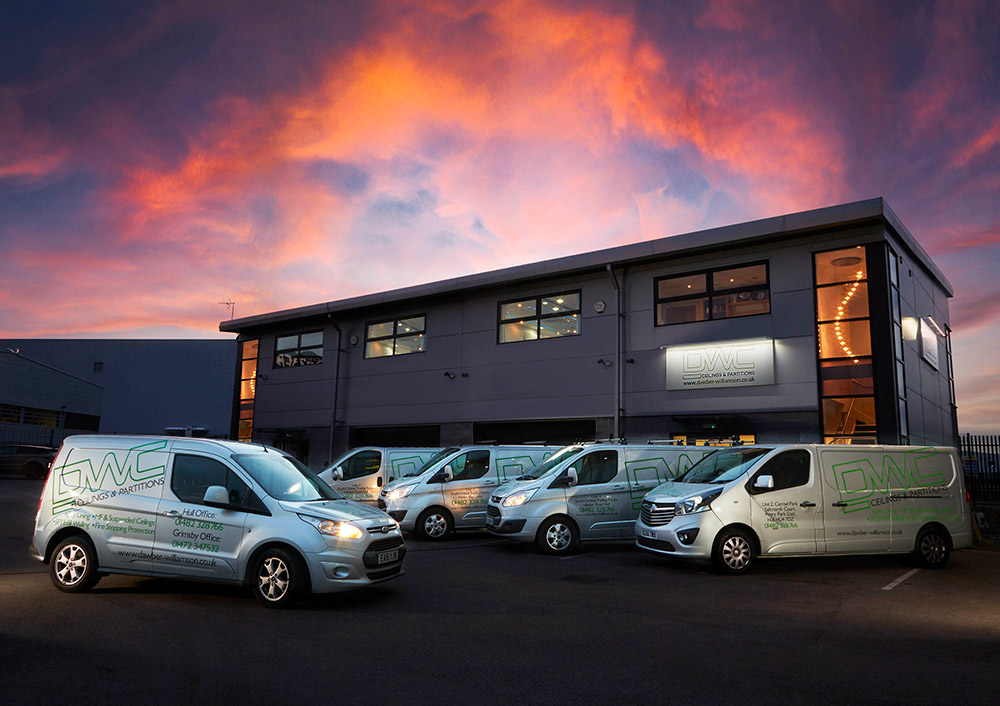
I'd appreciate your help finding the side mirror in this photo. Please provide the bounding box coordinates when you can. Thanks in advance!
[318,469,334,485]
[203,485,230,507]
[754,474,774,490]
[550,467,578,489]
[332,467,344,481]
[442,465,453,482]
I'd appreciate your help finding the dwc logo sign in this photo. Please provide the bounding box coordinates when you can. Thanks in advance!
[665,339,775,390]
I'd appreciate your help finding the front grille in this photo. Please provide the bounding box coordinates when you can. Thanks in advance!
[486,505,501,518]
[637,536,676,552]
[641,501,675,527]
[366,537,404,553]
[490,495,502,504]
[376,497,386,510]
[367,564,402,581]
[363,536,405,568]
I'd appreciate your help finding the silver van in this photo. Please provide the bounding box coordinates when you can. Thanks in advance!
[32,436,406,606]
[320,446,441,505]
[635,444,974,574]
[486,443,712,553]
[379,445,557,540]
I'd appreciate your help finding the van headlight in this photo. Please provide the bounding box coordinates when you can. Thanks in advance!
[299,514,365,540]
[387,485,415,502]
[674,490,722,516]
[502,488,538,507]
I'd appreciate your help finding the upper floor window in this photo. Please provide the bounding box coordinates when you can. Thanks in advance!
[655,262,770,326]
[498,291,581,343]
[274,331,323,368]
[366,315,426,358]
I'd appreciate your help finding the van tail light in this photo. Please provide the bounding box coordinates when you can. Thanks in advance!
[965,488,971,504]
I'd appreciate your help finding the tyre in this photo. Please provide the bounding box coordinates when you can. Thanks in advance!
[251,547,307,608]
[913,526,950,569]
[415,507,453,541]
[712,528,756,575]
[50,536,101,593]
[535,516,580,555]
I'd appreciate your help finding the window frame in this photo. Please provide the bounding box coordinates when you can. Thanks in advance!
[364,314,428,359]
[496,289,583,345]
[169,453,269,514]
[654,261,771,327]
[273,330,324,369]
[747,449,811,494]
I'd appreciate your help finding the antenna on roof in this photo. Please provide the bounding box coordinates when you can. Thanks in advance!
[218,298,235,320]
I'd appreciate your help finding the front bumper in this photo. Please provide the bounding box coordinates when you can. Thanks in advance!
[308,534,406,593]
[634,511,721,561]
[485,504,540,542]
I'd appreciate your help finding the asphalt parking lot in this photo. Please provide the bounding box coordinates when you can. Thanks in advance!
[2,477,999,706]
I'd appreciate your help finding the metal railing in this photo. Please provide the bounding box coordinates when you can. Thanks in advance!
[960,434,1000,505]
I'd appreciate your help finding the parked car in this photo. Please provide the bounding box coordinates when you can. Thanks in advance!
[635,444,973,574]
[32,435,405,606]
[320,446,442,505]
[0,445,56,479]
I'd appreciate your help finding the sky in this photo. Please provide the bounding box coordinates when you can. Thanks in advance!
[0,0,998,431]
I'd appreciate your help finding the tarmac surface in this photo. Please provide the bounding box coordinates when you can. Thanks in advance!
[2,477,999,706]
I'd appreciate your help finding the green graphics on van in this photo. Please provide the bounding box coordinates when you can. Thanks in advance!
[624,452,708,510]
[832,447,948,513]
[51,440,168,515]
[389,455,426,478]
[495,454,551,482]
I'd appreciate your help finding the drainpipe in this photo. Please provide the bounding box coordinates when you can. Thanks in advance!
[606,264,622,440]
[327,320,342,464]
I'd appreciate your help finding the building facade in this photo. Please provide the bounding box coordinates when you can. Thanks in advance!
[0,340,236,438]
[220,199,959,469]
[0,351,102,446]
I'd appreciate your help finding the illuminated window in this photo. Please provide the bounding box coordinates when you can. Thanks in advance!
[498,291,581,343]
[814,247,876,442]
[237,339,258,442]
[655,263,769,326]
[274,330,323,368]
[365,316,426,358]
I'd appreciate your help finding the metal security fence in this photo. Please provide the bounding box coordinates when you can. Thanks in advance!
[960,434,1000,506]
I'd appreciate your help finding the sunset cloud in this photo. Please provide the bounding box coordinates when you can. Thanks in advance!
[0,0,998,428]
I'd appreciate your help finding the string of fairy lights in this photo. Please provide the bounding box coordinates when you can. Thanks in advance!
[833,270,865,362]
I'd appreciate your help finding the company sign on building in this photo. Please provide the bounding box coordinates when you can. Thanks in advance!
[665,339,775,390]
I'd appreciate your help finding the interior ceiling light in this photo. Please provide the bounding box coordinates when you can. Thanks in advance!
[832,256,862,267]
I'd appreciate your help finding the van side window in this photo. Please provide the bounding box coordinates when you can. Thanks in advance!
[751,450,811,493]
[341,450,382,480]
[172,454,262,510]
[576,450,619,485]
[451,451,491,481]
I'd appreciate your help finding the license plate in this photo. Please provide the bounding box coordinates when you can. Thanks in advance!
[485,516,495,527]
[377,549,399,565]
[639,528,657,540]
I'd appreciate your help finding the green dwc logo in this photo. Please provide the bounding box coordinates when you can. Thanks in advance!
[832,448,946,513]
[51,441,168,514]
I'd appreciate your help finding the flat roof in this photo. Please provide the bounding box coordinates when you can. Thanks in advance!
[221,197,952,332]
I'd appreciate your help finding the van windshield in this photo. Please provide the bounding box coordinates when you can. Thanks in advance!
[235,454,343,501]
[524,446,585,480]
[405,448,460,477]
[675,447,771,484]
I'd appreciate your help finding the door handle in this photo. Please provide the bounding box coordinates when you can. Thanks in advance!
[611,484,626,490]
[800,501,816,508]
[162,510,180,517]
[831,501,848,507]
[377,477,383,487]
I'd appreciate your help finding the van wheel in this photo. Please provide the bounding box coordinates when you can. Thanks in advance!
[50,536,101,593]
[913,527,950,569]
[251,548,306,608]
[536,516,579,554]
[713,528,755,575]
[415,508,452,541]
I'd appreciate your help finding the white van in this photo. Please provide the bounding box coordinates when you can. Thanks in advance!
[32,436,406,606]
[320,447,441,505]
[635,444,973,573]
[379,445,557,540]
[486,443,713,553]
